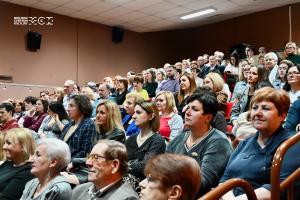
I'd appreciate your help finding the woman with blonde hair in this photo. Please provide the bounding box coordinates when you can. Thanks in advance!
[0,128,35,200]
[155,91,183,141]
[93,100,125,144]
[53,87,64,103]
[204,72,230,115]
[80,86,96,107]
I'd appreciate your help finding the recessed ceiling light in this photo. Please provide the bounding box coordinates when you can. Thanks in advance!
[180,8,217,20]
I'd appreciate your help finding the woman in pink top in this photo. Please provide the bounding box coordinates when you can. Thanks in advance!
[155,91,183,142]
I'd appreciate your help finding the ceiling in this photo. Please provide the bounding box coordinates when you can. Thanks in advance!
[2,0,300,32]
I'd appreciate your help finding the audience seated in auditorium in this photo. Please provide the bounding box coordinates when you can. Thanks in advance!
[20,138,72,200]
[125,101,166,187]
[122,92,143,137]
[167,92,232,196]
[245,45,258,65]
[203,72,229,115]
[230,65,268,128]
[285,98,300,132]
[60,95,96,158]
[273,60,294,89]
[92,83,114,117]
[143,69,158,98]
[63,100,126,185]
[264,52,279,85]
[0,128,35,200]
[53,87,64,103]
[224,53,239,91]
[193,86,227,134]
[113,77,129,105]
[156,65,180,94]
[23,99,48,133]
[18,96,37,127]
[174,73,196,118]
[220,87,294,200]
[230,60,250,102]
[155,91,183,142]
[12,100,25,121]
[38,101,69,138]
[139,153,201,200]
[285,42,300,64]
[0,102,19,133]
[63,80,76,111]
[132,75,149,100]
[201,55,225,78]
[284,64,300,103]
[80,86,96,108]
[72,140,139,200]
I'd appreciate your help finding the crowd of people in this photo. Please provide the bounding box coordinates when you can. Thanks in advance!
[0,41,300,200]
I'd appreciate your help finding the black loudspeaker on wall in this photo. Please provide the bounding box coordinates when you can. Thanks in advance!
[27,31,42,51]
[112,26,124,43]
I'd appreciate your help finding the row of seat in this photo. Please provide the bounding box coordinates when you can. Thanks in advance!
[198,132,300,200]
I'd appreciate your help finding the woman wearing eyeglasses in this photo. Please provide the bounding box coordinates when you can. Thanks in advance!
[231,60,250,103]
[283,64,300,103]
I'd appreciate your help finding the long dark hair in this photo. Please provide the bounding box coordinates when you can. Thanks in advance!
[48,101,69,121]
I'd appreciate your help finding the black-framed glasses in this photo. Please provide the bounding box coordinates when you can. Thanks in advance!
[287,71,300,76]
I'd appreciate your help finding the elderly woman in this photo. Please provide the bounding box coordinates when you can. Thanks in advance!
[175,73,197,118]
[167,93,232,196]
[38,101,69,138]
[122,92,144,137]
[155,91,183,142]
[0,128,35,200]
[23,99,48,133]
[264,52,279,85]
[60,95,96,158]
[125,101,166,183]
[20,138,72,200]
[139,154,201,200]
[220,87,293,200]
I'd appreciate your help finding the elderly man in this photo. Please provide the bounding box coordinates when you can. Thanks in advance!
[0,102,19,133]
[200,55,225,78]
[72,140,139,200]
[63,79,76,111]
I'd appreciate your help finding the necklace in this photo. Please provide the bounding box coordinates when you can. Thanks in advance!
[137,132,154,146]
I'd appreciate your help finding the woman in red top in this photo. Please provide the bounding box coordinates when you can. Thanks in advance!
[155,91,183,142]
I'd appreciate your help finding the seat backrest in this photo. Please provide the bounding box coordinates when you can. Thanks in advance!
[271,132,300,200]
[198,178,257,200]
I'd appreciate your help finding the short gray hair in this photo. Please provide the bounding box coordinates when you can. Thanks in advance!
[264,52,278,62]
[38,138,71,173]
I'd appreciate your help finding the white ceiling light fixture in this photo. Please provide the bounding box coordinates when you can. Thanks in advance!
[180,7,217,20]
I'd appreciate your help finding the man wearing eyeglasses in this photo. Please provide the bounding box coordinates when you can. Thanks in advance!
[72,140,139,200]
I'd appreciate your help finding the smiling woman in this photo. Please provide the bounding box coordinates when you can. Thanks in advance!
[220,87,294,200]
[0,128,35,200]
